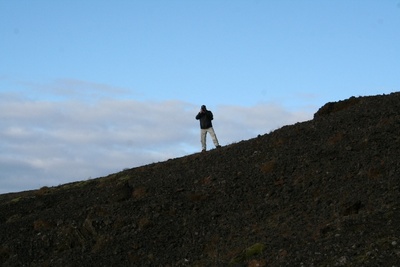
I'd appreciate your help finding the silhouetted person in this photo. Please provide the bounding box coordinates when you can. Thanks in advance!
[195,105,221,152]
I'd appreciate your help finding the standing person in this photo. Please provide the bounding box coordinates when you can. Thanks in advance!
[195,105,221,152]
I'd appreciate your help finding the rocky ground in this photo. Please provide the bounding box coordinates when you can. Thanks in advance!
[1,92,400,266]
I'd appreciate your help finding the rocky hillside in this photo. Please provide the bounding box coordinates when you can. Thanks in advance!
[1,93,400,266]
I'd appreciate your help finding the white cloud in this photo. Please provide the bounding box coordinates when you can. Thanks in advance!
[0,86,314,194]
[29,78,133,101]
[215,103,311,143]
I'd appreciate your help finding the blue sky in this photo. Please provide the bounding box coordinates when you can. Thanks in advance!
[1,0,399,193]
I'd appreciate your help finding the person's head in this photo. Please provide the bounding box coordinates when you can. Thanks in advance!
[201,105,207,111]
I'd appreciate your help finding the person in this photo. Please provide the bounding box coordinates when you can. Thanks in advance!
[195,105,221,152]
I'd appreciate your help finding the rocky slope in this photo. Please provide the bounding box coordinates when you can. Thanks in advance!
[1,92,400,266]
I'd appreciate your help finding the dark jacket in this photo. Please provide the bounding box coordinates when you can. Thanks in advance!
[196,110,213,129]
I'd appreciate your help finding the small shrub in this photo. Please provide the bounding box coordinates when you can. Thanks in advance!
[187,192,207,202]
[328,132,344,145]
[118,175,131,182]
[138,217,151,230]
[201,175,212,185]
[91,235,112,253]
[368,166,383,180]
[230,243,266,265]
[10,197,22,203]
[132,186,147,199]
[248,259,267,267]
[0,245,10,264]
[260,160,276,174]
[36,186,51,196]
[33,219,54,231]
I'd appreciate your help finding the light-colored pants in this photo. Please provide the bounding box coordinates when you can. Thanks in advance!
[201,127,219,150]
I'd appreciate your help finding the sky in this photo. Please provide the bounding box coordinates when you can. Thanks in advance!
[1,0,399,194]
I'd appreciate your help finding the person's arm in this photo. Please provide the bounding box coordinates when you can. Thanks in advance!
[207,111,214,120]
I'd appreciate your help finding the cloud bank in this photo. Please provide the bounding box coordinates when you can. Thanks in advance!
[0,81,313,194]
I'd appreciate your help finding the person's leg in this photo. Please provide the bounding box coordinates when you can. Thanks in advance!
[200,129,207,151]
[208,127,220,147]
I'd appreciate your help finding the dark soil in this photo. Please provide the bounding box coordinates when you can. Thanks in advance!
[1,93,400,266]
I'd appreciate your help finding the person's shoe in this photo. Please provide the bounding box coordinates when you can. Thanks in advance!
[216,145,221,149]
[202,149,206,152]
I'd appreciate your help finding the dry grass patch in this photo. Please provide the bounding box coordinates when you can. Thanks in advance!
[35,186,51,196]
[230,243,266,265]
[91,235,113,253]
[260,160,276,174]
[328,132,344,145]
[187,192,207,202]
[248,259,267,267]
[33,219,54,231]
[132,186,147,199]
[138,217,151,230]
